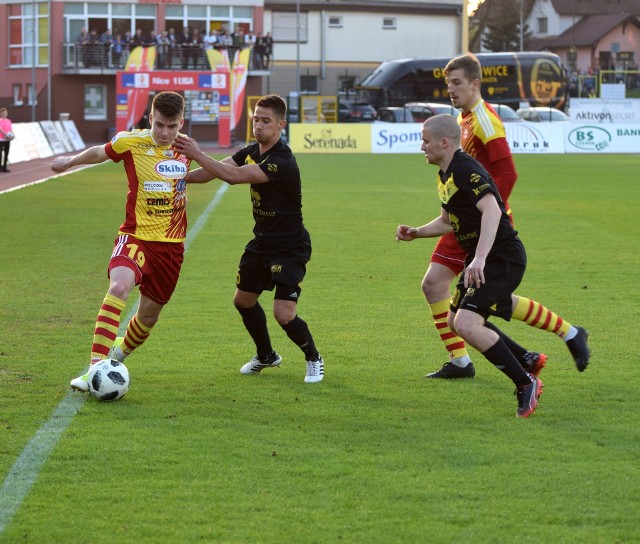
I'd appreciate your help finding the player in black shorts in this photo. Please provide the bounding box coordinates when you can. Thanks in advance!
[174,94,324,383]
[396,114,543,417]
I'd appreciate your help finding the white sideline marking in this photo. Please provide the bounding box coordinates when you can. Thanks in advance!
[0,165,97,196]
[0,182,228,534]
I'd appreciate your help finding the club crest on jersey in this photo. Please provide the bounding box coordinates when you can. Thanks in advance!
[155,159,188,179]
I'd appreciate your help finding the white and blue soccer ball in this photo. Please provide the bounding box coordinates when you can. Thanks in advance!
[88,359,130,401]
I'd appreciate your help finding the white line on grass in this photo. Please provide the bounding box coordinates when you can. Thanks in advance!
[0,182,228,535]
[0,165,97,196]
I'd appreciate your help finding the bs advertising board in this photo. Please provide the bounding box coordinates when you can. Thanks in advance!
[565,124,640,153]
[289,122,640,154]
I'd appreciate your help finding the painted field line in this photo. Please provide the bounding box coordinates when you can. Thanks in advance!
[0,182,228,534]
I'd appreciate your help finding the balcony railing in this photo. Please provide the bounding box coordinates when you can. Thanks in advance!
[62,43,270,73]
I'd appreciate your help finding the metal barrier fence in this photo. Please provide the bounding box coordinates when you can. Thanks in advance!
[63,43,268,71]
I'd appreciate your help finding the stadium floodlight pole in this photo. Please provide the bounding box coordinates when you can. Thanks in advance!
[296,0,301,98]
[519,0,524,51]
[461,0,469,53]
[31,0,37,121]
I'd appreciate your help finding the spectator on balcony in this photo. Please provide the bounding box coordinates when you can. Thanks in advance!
[100,28,113,67]
[76,28,89,67]
[203,29,218,51]
[130,28,145,50]
[216,28,232,49]
[254,32,266,69]
[233,28,245,49]
[263,32,273,69]
[87,28,101,66]
[112,33,126,68]
[190,28,205,68]
[157,30,170,69]
[177,26,192,69]
[144,30,157,48]
[244,30,257,48]
[166,28,177,68]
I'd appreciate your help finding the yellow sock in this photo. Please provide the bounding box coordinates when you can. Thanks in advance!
[122,315,154,355]
[512,296,572,338]
[91,293,126,363]
[429,298,468,359]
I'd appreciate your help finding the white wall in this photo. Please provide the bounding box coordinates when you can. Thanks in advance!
[265,11,460,63]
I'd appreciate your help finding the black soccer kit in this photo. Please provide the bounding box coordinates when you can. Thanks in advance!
[439,149,527,320]
[232,139,312,300]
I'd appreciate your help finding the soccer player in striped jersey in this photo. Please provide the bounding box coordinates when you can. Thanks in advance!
[51,91,192,392]
[420,53,590,379]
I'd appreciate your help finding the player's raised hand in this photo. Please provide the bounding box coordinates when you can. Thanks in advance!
[396,225,418,242]
[173,134,200,159]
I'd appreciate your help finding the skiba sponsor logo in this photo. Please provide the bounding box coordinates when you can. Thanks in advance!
[568,126,612,151]
[155,159,188,178]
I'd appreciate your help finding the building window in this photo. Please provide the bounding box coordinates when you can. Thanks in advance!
[84,84,107,120]
[383,17,397,30]
[300,75,318,94]
[9,2,49,68]
[163,5,251,44]
[338,75,356,94]
[63,2,156,54]
[27,83,37,106]
[537,17,548,33]
[272,11,308,42]
[12,84,23,107]
[328,16,342,28]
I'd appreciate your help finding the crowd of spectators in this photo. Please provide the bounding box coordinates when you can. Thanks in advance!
[75,25,273,70]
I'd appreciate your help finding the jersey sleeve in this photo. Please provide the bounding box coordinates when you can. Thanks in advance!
[105,131,136,163]
[257,152,292,183]
[456,162,498,206]
[484,136,512,165]
[231,146,250,166]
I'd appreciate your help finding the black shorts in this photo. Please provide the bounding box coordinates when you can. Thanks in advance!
[236,232,311,302]
[450,238,526,321]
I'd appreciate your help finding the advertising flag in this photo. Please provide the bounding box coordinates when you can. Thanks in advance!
[231,47,251,130]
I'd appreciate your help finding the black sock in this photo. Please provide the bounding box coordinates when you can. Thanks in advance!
[484,321,529,366]
[482,337,532,388]
[280,316,319,361]
[235,303,273,359]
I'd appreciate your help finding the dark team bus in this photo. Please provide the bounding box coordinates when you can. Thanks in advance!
[356,52,569,111]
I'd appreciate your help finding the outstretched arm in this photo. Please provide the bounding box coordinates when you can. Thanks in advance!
[396,208,452,241]
[51,145,109,173]
[173,134,269,185]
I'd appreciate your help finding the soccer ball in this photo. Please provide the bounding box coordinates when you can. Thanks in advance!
[88,359,130,401]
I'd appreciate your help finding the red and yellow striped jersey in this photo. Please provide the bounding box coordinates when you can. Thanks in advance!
[105,130,191,242]
[458,100,512,178]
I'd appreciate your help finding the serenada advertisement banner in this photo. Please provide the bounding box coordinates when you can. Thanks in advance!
[289,124,372,154]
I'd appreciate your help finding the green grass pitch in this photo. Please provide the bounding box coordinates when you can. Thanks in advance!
[0,153,639,543]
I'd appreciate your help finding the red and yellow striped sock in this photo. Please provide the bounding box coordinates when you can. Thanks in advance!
[429,298,468,359]
[91,293,126,363]
[122,315,154,355]
[512,296,572,339]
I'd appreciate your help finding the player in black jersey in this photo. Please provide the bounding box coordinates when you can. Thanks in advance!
[396,114,542,417]
[174,94,324,383]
